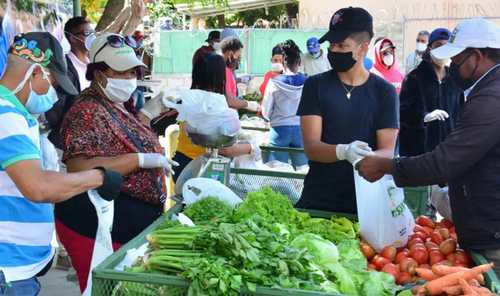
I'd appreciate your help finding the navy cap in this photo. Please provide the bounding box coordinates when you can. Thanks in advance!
[319,7,374,44]
[429,28,451,46]
[206,30,220,42]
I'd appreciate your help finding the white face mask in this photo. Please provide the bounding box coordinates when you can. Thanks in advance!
[383,54,394,67]
[103,78,137,103]
[212,42,221,52]
[416,42,427,52]
[430,52,451,67]
[271,62,284,73]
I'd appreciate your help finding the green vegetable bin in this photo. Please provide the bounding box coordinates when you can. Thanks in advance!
[91,202,337,296]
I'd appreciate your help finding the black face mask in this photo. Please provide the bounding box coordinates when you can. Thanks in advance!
[328,51,357,72]
[449,52,478,91]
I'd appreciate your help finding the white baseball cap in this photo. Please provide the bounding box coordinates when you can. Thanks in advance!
[89,33,146,72]
[431,18,500,59]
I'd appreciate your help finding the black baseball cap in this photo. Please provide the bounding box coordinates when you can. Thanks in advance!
[10,32,78,95]
[206,30,221,42]
[319,7,374,44]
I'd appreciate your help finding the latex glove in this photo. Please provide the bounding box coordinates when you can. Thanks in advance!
[94,167,123,201]
[424,109,449,123]
[138,153,179,175]
[336,141,374,164]
[140,91,167,120]
[245,101,261,112]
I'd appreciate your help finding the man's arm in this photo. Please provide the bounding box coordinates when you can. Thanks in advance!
[225,93,249,110]
[301,115,339,163]
[374,128,398,158]
[6,160,103,203]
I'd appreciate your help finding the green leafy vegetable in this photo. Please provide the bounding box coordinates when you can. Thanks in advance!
[183,197,233,224]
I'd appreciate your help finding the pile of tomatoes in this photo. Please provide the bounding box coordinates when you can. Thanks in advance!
[360,216,471,285]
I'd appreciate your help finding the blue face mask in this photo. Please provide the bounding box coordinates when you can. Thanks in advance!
[25,84,57,114]
[13,64,58,115]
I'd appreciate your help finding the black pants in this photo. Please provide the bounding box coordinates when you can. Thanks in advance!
[172,152,193,182]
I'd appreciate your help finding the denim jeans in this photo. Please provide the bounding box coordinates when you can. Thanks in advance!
[0,272,40,296]
[268,125,308,168]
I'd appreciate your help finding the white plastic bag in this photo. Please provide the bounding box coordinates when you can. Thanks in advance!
[82,190,115,296]
[182,177,242,208]
[163,89,240,136]
[354,171,415,252]
[430,185,452,221]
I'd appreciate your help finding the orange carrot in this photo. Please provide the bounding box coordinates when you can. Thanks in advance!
[442,285,462,295]
[471,286,495,296]
[459,278,477,295]
[431,264,469,275]
[415,267,438,281]
[432,264,485,283]
[468,278,480,287]
[424,263,493,295]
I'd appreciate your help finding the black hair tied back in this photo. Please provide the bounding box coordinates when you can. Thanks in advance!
[282,39,301,68]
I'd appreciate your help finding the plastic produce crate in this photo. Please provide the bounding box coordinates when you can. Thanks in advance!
[91,202,339,296]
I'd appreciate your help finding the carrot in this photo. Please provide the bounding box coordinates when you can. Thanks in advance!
[471,286,495,296]
[459,278,478,295]
[442,285,462,295]
[424,263,493,295]
[432,264,485,283]
[415,267,438,281]
[468,278,480,287]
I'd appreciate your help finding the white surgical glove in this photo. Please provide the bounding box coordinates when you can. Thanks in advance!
[424,109,449,123]
[137,153,179,175]
[245,101,261,112]
[336,141,374,164]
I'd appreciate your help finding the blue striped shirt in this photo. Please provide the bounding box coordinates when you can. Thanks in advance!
[0,85,54,283]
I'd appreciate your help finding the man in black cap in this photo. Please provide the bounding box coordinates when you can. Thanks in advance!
[192,30,221,65]
[0,32,121,295]
[296,7,399,214]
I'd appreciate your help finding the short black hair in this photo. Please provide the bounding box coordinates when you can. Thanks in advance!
[479,47,500,63]
[350,31,373,44]
[64,16,90,37]
[418,30,430,37]
[221,37,243,54]
[272,43,284,57]
[282,40,301,68]
[191,53,226,94]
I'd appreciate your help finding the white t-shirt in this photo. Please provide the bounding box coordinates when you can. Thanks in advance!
[67,51,91,91]
[301,51,331,76]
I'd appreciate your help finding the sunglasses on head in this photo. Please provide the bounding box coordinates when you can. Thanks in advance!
[93,35,139,63]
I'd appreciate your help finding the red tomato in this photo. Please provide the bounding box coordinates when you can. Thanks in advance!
[372,255,391,271]
[429,250,446,265]
[438,228,450,240]
[397,272,414,285]
[381,246,397,262]
[410,248,429,265]
[438,219,454,229]
[414,225,432,236]
[399,257,418,275]
[382,263,400,280]
[425,241,439,251]
[430,231,444,245]
[439,238,457,256]
[416,215,435,229]
[454,249,471,267]
[395,249,410,264]
[408,238,424,249]
[360,242,376,260]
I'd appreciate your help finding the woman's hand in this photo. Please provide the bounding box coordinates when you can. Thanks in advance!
[138,153,179,175]
[219,143,252,157]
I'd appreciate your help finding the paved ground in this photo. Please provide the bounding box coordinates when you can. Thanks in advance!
[39,268,80,296]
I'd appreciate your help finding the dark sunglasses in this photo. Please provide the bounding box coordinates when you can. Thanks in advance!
[93,35,139,63]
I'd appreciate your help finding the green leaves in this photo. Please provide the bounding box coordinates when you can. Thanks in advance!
[183,197,233,224]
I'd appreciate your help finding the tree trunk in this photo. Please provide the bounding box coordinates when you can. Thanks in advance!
[217,14,225,27]
[96,0,125,31]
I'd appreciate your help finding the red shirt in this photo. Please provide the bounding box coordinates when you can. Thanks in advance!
[225,67,237,97]
[260,71,280,96]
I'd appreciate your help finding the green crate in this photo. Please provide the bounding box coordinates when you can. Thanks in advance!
[91,202,341,296]
[403,187,431,217]
[470,251,500,293]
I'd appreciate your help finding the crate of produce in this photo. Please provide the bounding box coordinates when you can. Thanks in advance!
[92,187,404,296]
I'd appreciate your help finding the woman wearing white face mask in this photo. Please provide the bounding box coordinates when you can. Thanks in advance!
[56,33,176,292]
[371,37,404,93]
[399,28,463,157]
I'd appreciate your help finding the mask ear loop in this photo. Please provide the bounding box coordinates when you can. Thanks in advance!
[12,63,40,94]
